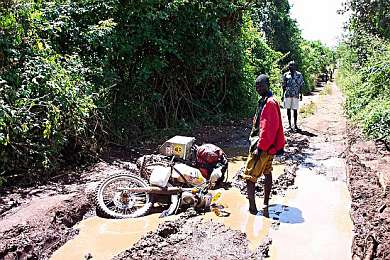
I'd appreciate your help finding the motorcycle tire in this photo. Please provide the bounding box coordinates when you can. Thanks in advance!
[95,173,153,219]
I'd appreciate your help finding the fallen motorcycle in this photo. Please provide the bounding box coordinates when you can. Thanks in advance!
[95,136,224,219]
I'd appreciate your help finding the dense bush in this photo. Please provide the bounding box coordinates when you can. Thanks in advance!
[0,55,101,183]
[0,0,334,184]
[107,0,283,140]
[339,0,390,40]
[252,0,334,93]
[337,0,390,142]
[299,40,334,93]
[0,1,111,183]
[337,35,390,141]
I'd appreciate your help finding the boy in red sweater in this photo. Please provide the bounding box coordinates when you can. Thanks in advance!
[241,74,285,214]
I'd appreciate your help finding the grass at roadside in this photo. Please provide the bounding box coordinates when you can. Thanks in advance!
[299,101,317,118]
[320,83,332,96]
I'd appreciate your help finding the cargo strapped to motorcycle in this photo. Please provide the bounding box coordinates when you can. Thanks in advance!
[172,167,189,185]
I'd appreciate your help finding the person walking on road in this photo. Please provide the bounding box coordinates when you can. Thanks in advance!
[282,61,305,131]
[241,74,285,215]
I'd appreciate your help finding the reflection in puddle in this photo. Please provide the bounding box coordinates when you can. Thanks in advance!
[203,156,286,251]
[301,157,347,182]
[269,164,353,259]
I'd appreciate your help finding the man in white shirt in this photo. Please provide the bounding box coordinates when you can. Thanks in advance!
[282,61,305,131]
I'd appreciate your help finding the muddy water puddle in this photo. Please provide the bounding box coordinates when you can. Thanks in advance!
[268,160,353,259]
[51,156,285,259]
[50,214,177,260]
[50,149,352,259]
[204,156,286,251]
[51,188,281,259]
[204,188,273,251]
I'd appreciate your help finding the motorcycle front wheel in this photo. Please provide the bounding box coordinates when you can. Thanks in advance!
[95,173,152,218]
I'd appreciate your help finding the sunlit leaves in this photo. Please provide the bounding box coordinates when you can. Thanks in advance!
[0,0,336,185]
[341,0,390,40]
[337,35,390,141]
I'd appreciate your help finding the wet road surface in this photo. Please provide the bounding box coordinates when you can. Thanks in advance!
[51,83,353,259]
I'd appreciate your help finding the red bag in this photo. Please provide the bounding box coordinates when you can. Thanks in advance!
[196,144,225,179]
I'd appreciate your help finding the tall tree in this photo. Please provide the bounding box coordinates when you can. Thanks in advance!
[251,0,302,62]
[340,0,390,40]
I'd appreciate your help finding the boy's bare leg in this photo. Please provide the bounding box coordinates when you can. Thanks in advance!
[263,173,272,207]
[246,180,257,214]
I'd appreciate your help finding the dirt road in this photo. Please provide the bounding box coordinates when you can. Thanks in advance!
[1,82,390,259]
[50,82,354,260]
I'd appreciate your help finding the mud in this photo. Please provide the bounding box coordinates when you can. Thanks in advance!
[0,121,251,260]
[50,85,329,259]
[114,210,266,260]
[3,81,389,260]
[0,194,92,259]
[194,119,252,149]
[0,161,138,259]
[109,116,312,260]
[0,118,258,260]
[51,212,172,259]
[346,127,390,260]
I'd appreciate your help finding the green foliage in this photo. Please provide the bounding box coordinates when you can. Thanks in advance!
[0,55,100,175]
[299,101,317,118]
[108,0,258,138]
[320,83,332,96]
[0,1,105,182]
[340,0,390,40]
[252,0,335,93]
[240,13,283,99]
[253,0,301,60]
[299,40,335,93]
[0,0,333,185]
[338,0,390,141]
[337,37,390,141]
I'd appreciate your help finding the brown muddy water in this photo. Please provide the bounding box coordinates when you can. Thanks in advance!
[50,214,177,260]
[50,157,285,259]
[268,159,353,259]
[51,153,352,259]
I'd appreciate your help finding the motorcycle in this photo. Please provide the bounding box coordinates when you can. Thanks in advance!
[95,136,225,219]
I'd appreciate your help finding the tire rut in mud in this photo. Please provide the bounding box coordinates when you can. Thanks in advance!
[0,193,94,259]
[0,161,143,259]
[346,126,390,260]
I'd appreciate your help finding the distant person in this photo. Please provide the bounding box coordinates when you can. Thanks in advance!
[241,74,285,215]
[329,66,334,81]
[282,61,305,131]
